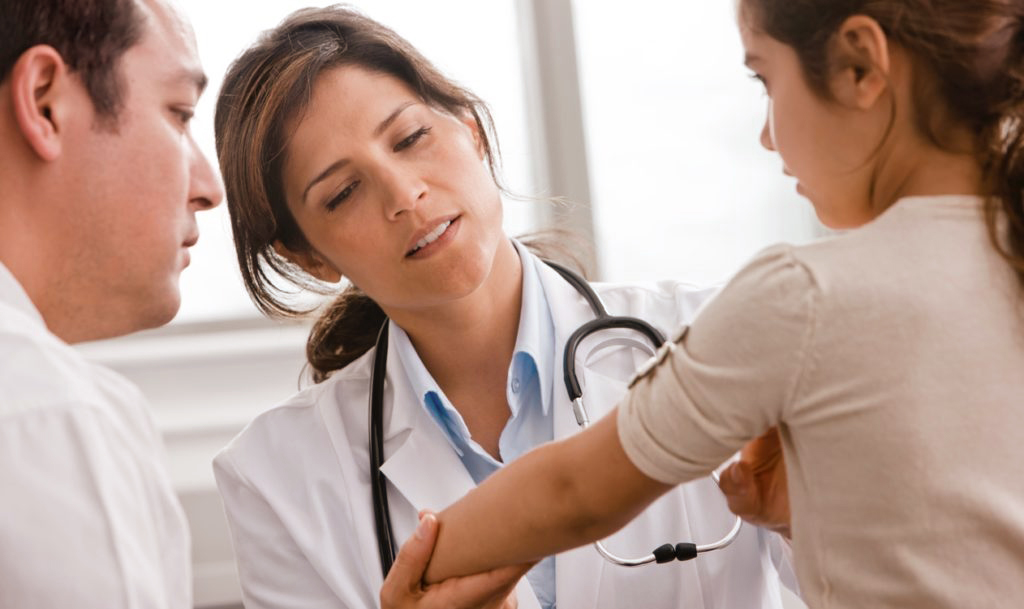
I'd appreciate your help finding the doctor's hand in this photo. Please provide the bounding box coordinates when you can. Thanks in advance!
[380,511,530,609]
[718,427,791,539]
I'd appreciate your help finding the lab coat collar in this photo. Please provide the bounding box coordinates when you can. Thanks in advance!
[511,240,556,417]
[377,319,477,515]
[0,261,45,326]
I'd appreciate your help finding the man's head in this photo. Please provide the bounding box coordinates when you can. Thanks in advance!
[0,0,223,343]
[0,0,144,127]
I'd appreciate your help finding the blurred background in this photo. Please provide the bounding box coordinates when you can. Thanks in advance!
[75,1,817,606]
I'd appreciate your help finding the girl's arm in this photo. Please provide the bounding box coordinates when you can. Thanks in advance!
[424,410,672,583]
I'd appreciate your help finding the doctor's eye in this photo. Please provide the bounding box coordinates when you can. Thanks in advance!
[394,126,432,152]
[748,73,768,93]
[325,181,360,212]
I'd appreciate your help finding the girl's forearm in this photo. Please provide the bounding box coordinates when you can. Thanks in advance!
[424,410,672,583]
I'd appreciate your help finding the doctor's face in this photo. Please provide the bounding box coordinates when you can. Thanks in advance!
[280,66,507,316]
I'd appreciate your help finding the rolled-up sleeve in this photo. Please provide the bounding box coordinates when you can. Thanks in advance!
[618,244,819,484]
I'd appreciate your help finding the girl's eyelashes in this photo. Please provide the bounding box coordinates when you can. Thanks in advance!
[394,126,432,152]
[749,72,768,92]
[325,180,359,212]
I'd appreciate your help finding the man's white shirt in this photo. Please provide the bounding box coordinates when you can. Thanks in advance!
[0,262,190,608]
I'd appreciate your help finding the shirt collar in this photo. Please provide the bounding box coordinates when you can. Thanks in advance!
[391,239,557,441]
[510,239,555,416]
[0,261,45,325]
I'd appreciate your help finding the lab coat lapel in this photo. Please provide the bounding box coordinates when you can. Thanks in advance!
[377,330,477,543]
[538,263,608,609]
[374,324,543,609]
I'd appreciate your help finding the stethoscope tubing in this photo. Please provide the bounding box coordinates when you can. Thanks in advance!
[369,261,742,577]
[546,261,743,567]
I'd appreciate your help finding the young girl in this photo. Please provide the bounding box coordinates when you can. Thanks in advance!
[423,1,1024,607]
[211,6,795,609]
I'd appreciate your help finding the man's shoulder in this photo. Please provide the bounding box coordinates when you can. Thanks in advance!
[0,305,143,421]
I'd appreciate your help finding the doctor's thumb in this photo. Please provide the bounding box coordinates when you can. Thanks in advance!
[388,512,439,586]
[415,511,438,541]
[720,462,758,513]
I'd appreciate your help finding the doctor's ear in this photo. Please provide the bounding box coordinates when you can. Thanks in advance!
[272,240,343,283]
[829,15,891,111]
[458,113,485,159]
[10,45,72,162]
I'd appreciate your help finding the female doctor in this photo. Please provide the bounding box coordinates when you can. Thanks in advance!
[211,6,795,609]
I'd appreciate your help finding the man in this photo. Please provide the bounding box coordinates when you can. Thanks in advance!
[0,2,527,607]
[0,0,221,605]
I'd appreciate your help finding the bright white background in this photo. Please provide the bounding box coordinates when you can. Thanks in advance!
[573,0,820,285]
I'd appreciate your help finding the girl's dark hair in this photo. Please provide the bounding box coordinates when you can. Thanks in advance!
[743,0,1024,289]
[1,0,143,126]
[215,5,583,382]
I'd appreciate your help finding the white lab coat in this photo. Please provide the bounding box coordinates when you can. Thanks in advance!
[214,261,796,609]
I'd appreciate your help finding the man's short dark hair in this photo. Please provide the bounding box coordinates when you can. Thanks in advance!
[1,0,145,122]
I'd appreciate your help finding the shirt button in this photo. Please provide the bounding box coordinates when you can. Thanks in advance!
[511,378,521,393]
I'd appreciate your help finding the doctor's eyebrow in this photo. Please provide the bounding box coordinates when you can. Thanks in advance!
[743,52,763,68]
[373,101,416,137]
[301,100,419,205]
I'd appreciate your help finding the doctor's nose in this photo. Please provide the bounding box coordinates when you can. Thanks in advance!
[380,166,428,220]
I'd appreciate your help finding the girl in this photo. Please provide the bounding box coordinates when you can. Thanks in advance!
[211,5,794,609]
[423,1,1024,608]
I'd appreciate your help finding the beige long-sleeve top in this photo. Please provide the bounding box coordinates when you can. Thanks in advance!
[618,195,1024,609]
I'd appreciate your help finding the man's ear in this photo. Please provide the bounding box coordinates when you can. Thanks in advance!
[272,240,343,283]
[10,45,72,162]
[829,15,891,111]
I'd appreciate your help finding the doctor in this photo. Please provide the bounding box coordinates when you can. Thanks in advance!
[211,6,795,609]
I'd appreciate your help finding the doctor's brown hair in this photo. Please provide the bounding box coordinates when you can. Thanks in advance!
[741,0,1024,290]
[216,5,545,382]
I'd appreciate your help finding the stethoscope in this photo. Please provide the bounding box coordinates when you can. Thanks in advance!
[369,261,742,576]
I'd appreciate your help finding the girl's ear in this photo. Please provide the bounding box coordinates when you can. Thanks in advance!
[830,15,891,111]
[272,240,343,283]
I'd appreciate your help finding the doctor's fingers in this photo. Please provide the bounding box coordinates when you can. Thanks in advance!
[423,563,529,609]
[719,460,791,538]
[380,511,529,609]
[381,512,441,608]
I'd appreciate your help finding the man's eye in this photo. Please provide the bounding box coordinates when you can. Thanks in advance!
[173,108,195,125]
